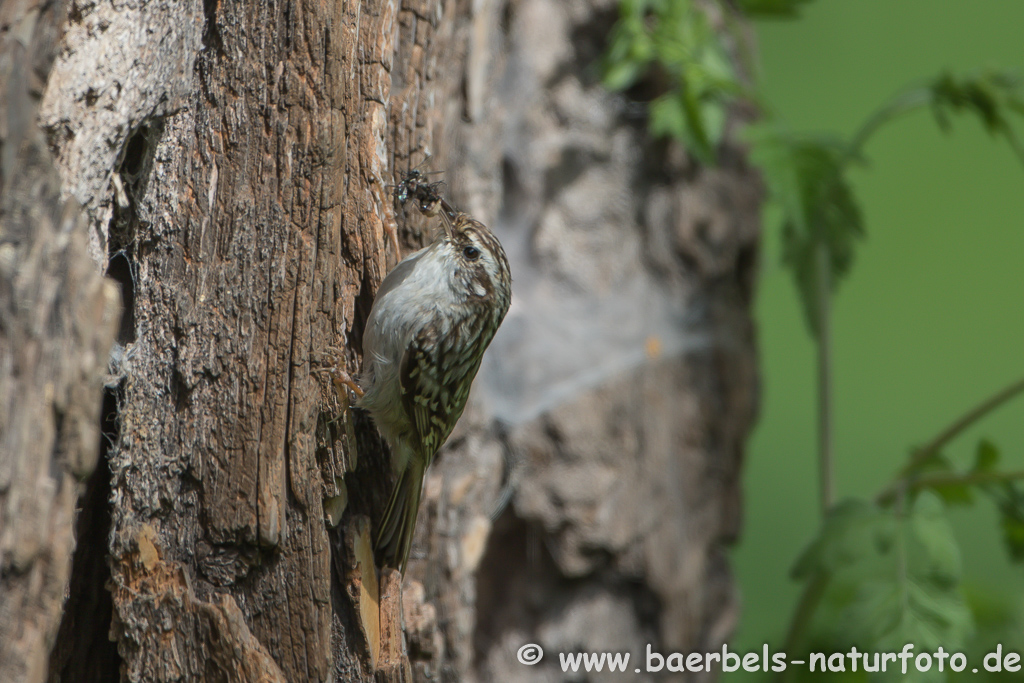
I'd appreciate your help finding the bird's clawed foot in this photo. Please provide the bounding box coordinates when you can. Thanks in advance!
[319,347,364,400]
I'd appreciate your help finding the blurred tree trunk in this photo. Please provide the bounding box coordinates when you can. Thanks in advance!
[1,0,759,682]
[0,2,121,681]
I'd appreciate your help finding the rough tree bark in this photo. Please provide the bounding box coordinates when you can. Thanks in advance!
[0,0,122,681]
[1,0,759,682]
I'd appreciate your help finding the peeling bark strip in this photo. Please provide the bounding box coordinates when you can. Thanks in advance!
[109,524,287,682]
[9,0,760,681]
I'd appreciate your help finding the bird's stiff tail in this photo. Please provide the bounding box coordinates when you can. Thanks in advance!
[375,459,426,573]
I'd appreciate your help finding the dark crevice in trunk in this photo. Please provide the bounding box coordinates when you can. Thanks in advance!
[473,508,666,675]
[328,525,372,681]
[473,510,560,666]
[48,235,138,682]
[47,388,122,683]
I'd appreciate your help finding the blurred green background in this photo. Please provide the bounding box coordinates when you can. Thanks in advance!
[730,0,1024,676]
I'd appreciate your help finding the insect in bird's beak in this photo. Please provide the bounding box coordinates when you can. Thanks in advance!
[395,168,458,238]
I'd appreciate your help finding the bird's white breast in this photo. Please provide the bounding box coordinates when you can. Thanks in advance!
[358,242,461,450]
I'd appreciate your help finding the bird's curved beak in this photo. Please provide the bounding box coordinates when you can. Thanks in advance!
[436,199,458,238]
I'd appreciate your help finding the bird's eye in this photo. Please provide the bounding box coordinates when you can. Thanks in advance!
[463,245,481,261]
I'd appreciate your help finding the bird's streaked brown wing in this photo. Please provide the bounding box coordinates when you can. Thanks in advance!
[399,318,485,462]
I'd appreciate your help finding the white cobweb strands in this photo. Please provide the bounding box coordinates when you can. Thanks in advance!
[473,216,711,427]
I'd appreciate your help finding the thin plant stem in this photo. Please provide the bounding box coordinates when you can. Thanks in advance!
[776,572,829,683]
[775,70,1024,670]
[876,376,1024,504]
[845,87,933,164]
[909,376,1024,470]
[809,89,933,518]
[785,381,1024,660]
[815,241,833,515]
[903,469,1024,495]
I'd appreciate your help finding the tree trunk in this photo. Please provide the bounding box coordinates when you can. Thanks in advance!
[1,0,760,681]
[0,0,122,681]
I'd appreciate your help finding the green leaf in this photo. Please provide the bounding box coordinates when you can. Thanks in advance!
[646,72,730,163]
[737,0,816,19]
[1001,514,1024,562]
[956,587,1024,682]
[600,0,656,92]
[792,499,888,580]
[749,130,865,338]
[928,69,1024,167]
[931,70,1020,134]
[680,85,713,160]
[905,449,954,477]
[989,481,1024,562]
[930,481,975,506]
[973,439,1000,473]
[602,58,646,92]
[601,0,742,163]
[907,451,975,505]
[908,492,963,587]
[649,92,688,143]
[793,494,973,681]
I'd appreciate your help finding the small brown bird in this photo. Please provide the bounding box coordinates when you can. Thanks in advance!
[354,189,511,572]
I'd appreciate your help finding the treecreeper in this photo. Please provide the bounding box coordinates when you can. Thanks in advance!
[332,172,512,572]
